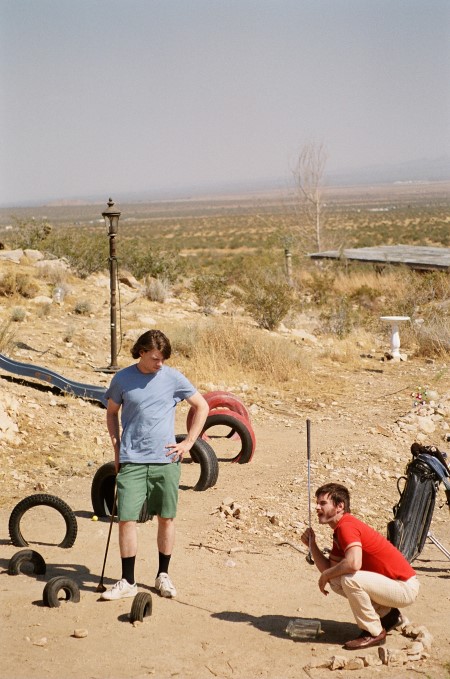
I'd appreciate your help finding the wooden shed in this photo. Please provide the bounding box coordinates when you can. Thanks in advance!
[309,245,450,272]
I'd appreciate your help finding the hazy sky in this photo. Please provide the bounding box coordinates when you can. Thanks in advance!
[1,0,449,205]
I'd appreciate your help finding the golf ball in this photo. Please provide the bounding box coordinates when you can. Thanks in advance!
[91,515,98,521]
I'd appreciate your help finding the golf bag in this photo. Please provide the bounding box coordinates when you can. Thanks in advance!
[387,443,450,563]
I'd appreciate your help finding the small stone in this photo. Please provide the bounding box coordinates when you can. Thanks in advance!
[416,630,433,650]
[222,497,234,507]
[362,653,383,667]
[73,629,88,638]
[329,655,347,670]
[408,641,424,655]
[33,637,48,647]
[346,657,365,670]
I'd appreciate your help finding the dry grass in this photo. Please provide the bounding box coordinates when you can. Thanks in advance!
[133,316,316,393]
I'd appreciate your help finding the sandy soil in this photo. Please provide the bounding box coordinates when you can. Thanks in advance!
[0,269,450,679]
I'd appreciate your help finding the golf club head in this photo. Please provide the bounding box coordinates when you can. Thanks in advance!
[306,552,315,565]
[96,583,107,593]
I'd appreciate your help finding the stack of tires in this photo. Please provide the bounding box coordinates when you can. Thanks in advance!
[186,390,256,464]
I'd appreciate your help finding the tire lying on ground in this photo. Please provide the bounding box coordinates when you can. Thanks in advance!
[200,409,256,464]
[8,494,78,548]
[90,462,151,523]
[130,592,153,623]
[8,549,46,576]
[176,434,219,490]
[43,576,80,608]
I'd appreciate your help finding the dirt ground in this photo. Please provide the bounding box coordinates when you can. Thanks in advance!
[0,267,450,679]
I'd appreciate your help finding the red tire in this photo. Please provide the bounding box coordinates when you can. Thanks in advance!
[200,409,256,464]
[186,392,250,436]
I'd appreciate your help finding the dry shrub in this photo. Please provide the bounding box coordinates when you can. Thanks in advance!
[164,317,312,388]
[0,271,39,298]
[408,313,450,358]
[0,318,15,352]
[143,276,171,303]
[319,338,359,365]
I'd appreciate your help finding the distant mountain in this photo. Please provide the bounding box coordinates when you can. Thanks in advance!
[2,156,449,209]
[326,155,450,186]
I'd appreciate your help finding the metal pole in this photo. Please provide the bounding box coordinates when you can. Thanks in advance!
[109,233,118,371]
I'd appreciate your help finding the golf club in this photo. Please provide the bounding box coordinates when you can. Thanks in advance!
[306,419,314,565]
[96,485,117,593]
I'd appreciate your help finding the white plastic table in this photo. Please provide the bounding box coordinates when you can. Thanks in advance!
[380,316,411,360]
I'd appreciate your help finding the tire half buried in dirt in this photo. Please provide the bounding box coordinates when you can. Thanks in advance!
[90,462,151,522]
[43,576,81,607]
[8,549,46,576]
[8,494,78,548]
[130,592,153,623]
[176,434,219,490]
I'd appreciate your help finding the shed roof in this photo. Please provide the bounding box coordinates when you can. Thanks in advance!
[309,245,450,271]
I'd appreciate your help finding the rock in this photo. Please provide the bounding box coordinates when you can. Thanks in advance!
[307,658,332,669]
[0,249,24,263]
[118,274,140,288]
[30,295,53,305]
[416,629,433,650]
[222,497,234,507]
[32,637,48,647]
[378,647,408,666]
[73,629,88,638]
[329,655,347,670]
[408,641,424,655]
[362,653,383,667]
[346,657,365,670]
[416,416,436,434]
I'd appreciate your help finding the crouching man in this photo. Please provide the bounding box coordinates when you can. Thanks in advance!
[301,482,419,650]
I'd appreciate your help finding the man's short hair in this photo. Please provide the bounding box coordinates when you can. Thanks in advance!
[316,483,351,513]
[131,329,172,360]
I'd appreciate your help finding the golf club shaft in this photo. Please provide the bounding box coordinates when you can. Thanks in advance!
[98,486,117,590]
[306,419,313,562]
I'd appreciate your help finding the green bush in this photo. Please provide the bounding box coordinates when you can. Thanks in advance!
[192,273,227,313]
[122,241,183,283]
[234,273,294,330]
[7,217,52,250]
[44,231,108,278]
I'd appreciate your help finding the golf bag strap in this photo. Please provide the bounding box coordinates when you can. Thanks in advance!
[418,454,450,491]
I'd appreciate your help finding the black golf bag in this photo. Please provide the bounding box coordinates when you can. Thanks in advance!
[387,443,450,563]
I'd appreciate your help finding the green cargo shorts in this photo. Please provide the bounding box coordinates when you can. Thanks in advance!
[116,462,181,521]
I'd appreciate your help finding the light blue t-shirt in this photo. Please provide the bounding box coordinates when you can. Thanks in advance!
[106,364,196,464]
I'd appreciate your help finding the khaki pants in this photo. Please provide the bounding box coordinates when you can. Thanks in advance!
[330,572,419,636]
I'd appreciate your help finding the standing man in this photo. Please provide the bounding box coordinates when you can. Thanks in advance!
[301,482,419,650]
[101,329,209,601]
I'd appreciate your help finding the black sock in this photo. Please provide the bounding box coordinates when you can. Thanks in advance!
[121,556,136,585]
[157,552,171,577]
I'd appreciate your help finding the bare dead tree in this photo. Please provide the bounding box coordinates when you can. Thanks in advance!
[292,141,328,253]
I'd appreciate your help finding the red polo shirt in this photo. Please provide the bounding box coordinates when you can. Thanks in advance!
[330,513,416,581]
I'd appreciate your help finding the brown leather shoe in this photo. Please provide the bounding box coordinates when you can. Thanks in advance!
[344,629,386,650]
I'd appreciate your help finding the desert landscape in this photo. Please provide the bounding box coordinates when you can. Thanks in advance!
[0,186,450,679]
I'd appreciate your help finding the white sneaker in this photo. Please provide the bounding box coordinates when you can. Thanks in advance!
[155,572,177,598]
[100,578,137,601]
